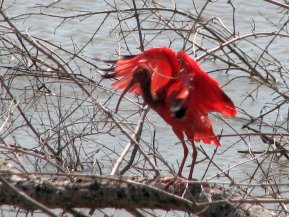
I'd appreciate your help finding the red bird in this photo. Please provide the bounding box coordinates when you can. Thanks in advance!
[105,47,236,180]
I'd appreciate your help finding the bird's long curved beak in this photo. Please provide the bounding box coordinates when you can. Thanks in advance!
[115,76,137,113]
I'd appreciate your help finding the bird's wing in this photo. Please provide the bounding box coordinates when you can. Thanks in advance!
[178,52,237,117]
[112,55,142,95]
[146,47,179,95]
[112,47,179,96]
[171,51,236,146]
[191,67,236,117]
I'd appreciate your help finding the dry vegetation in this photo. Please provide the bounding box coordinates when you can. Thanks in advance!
[0,0,288,216]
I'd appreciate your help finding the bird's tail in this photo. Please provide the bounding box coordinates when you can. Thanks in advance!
[186,112,221,146]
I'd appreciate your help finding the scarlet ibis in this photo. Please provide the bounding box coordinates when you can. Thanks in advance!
[104,47,236,180]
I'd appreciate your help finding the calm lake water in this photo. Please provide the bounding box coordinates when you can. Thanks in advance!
[1,0,288,216]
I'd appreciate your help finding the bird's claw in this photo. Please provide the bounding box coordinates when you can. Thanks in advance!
[162,176,189,196]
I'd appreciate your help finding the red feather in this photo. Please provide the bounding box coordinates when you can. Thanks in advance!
[177,51,236,118]
[113,47,179,96]
[107,47,237,179]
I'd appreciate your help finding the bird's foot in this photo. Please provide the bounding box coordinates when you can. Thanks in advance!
[162,176,189,196]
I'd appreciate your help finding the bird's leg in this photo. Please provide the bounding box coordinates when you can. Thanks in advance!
[188,140,197,180]
[169,128,188,178]
[162,130,188,193]
[178,138,189,178]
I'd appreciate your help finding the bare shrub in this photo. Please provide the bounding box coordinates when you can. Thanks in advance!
[0,0,288,216]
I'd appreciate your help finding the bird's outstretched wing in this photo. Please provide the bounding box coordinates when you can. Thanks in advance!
[177,51,237,118]
[169,51,236,146]
[112,47,179,96]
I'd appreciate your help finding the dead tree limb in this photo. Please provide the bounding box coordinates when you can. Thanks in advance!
[0,160,275,217]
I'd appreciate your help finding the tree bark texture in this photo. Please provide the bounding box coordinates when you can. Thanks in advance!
[0,160,275,217]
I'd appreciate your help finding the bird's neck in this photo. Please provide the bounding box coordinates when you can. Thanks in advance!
[136,69,164,108]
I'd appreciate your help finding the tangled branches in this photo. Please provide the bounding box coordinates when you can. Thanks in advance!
[0,0,288,216]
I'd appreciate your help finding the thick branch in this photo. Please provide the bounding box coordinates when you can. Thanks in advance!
[0,161,275,216]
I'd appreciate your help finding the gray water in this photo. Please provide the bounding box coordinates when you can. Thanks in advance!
[1,0,288,216]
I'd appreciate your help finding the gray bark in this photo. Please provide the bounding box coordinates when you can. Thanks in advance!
[0,160,276,217]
